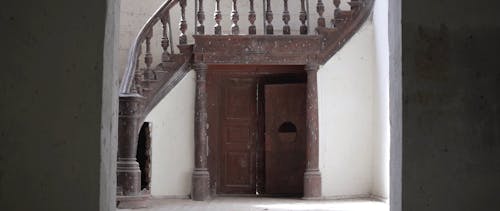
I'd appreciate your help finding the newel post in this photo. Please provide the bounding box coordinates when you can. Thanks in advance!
[117,93,148,208]
[192,62,210,201]
[304,63,322,199]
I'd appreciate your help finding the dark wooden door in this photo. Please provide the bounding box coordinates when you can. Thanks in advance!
[264,84,307,195]
[217,76,258,194]
[208,66,307,195]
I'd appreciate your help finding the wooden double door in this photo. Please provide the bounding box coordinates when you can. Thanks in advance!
[207,66,307,196]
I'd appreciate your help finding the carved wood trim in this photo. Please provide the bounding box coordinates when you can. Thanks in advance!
[193,35,321,65]
[192,0,373,66]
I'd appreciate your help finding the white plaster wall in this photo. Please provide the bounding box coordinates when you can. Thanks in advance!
[145,71,196,197]
[371,0,390,199]
[318,22,376,198]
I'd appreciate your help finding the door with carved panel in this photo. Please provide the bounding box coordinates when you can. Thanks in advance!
[264,84,307,195]
[217,76,258,194]
[207,66,307,196]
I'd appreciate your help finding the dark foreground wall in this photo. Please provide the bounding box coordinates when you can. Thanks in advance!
[401,0,500,210]
[0,0,119,210]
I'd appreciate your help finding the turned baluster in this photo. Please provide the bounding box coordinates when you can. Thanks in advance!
[316,0,325,28]
[179,0,187,44]
[231,0,240,34]
[133,46,143,95]
[197,0,205,34]
[161,15,171,64]
[143,29,155,80]
[299,0,308,34]
[214,0,222,34]
[265,0,273,34]
[248,0,256,34]
[132,75,142,95]
[167,12,174,54]
[349,0,361,11]
[332,0,341,27]
[282,0,290,35]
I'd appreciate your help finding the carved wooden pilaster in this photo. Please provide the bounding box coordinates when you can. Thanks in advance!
[303,63,321,199]
[248,0,256,34]
[192,62,210,201]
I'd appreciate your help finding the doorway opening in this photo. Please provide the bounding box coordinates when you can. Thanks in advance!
[137,122,152,193]
[207,65,309,197]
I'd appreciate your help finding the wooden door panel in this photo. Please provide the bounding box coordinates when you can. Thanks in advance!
[264,84,307,195]
[208,67,307,196]
[224,151,251,187]
[224,125,251,144]
[218,76,257,194]
[224,84,253,120]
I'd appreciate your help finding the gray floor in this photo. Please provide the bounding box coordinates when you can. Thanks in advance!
[120,197,388,211]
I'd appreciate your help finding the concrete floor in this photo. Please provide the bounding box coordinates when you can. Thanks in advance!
[120,197,388,211]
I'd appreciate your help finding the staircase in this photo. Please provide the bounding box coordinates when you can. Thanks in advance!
[117,0,373,208]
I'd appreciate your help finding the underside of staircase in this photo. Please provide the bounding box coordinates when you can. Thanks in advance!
[116,0,374,208]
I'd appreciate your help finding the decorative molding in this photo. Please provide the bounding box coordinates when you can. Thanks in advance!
[193,35,321,65]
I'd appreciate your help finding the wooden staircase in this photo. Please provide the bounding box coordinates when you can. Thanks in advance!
[116,0,373,208]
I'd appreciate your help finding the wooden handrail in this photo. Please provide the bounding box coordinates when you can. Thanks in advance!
[120,0,179,94]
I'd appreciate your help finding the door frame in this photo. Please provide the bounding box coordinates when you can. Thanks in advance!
[193,64,321,199]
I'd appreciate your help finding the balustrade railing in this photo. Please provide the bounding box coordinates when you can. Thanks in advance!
[191,0,361,36]
[120,0,185,96]
[120,0,365,96]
